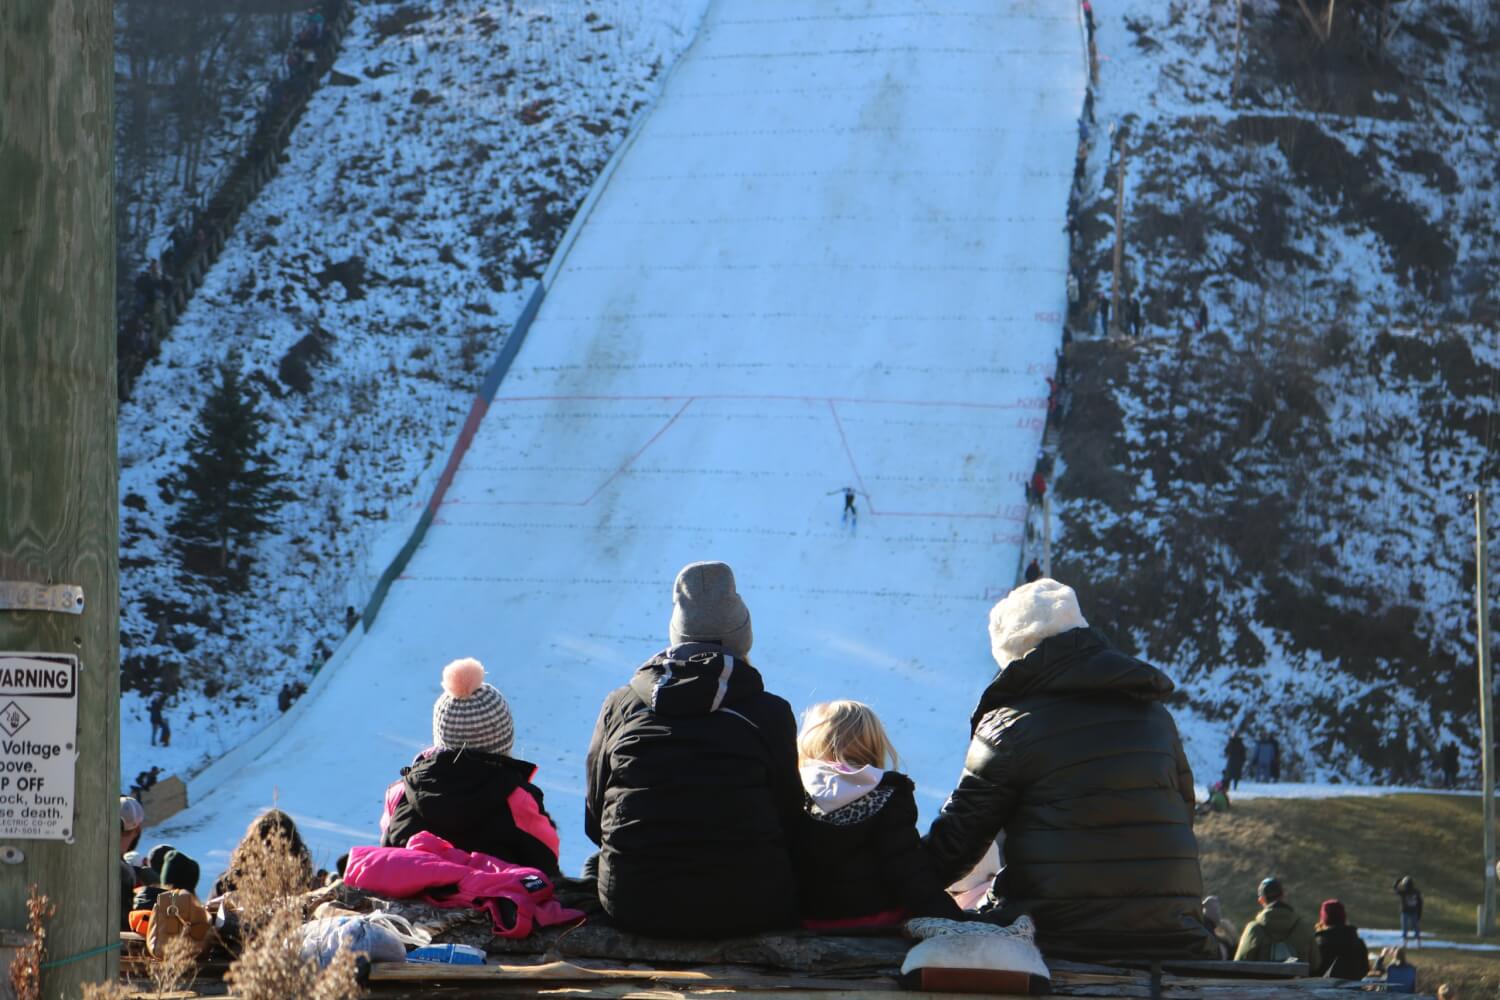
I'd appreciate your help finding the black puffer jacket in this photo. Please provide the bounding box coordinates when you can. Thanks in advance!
[585,643,801,937]
[1311,924,1369,979]
[923,627,1212,958]
[383,748,560,877]
[797,770,962,923]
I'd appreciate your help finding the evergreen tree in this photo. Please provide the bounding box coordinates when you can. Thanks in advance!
[170,363,290,581]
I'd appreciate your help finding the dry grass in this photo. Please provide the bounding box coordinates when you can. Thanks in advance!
[220,819,360,999]
[1197,794,1487,937]
[7,885,53,1000]
[79,981,132,1000]
[149,932,201,997]
[1418,949,1500,1000]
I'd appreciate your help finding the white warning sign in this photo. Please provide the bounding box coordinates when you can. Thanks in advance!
[0,653,78,841]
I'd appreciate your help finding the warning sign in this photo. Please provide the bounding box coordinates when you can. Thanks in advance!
[0,653,78,841]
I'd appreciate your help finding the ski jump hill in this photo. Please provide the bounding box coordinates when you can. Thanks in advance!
[160,0,1088,875]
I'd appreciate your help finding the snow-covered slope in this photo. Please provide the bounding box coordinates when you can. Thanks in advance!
[153,0,1086,875]
[1052,0,1500,788]
[119,0,708,783]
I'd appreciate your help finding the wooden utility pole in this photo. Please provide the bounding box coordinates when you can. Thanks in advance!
[1478,489,1497,935]
[1111,126,1127,340]
[0,2,120,996]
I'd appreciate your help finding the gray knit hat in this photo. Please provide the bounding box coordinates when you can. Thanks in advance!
[431,658,514,755]
[668,561,753,658]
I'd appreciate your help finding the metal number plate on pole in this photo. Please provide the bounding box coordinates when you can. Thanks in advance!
[0,582,85,616]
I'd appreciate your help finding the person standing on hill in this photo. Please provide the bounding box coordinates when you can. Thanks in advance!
[1394,876,1422,948]
[1024,558,1043,584]
[585,561,802,937]
[1235,876,1313,963]
[1224,731,1246,789]
[923,579,1212,958]
[1440,743,1459,789]
[1309,899,1368,979]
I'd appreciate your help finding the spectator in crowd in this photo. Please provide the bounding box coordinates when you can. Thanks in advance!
[793,700,960,927]
[1377,946,1417,993]
[212,809,316,899]
[1310,899,1368,980]
[923,579,1212,957]
[1224,730,1246,789]
[585,561,802,937]
[149,693,171,747]
[1440,742,1459,789]
[1235,876,1312,963]
[1201,896,1237,960]
[381,658,561,876]
[1394,876,1423,948]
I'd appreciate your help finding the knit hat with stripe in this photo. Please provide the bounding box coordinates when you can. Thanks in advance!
[432,658,514,755]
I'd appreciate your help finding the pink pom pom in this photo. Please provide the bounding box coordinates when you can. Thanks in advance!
[442,658,485,698]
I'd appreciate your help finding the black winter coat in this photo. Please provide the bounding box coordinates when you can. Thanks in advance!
[585,643,801,937]
[797,771,962,922]
[382,748,560,877]
[1311,924,1369,979]
[923,627,1212,958]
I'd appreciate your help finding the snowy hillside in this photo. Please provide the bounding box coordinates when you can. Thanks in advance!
[1054,0,1500,787]
[153,0,1086,876]
[119,0,710,785]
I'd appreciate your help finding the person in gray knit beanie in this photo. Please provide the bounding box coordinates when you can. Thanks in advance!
[431,658,514,755]
[669,560,753,658]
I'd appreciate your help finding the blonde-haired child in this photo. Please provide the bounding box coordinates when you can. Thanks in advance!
[795,700,960,928]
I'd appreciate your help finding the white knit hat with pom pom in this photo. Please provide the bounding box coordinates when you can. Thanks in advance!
[432,658,514,755]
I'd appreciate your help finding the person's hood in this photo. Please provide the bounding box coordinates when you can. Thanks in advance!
[1257,900,1304,936]
[970,627,1174,731]
[629,642,763,717]
[800,761,885,813]
[404,747,535,801]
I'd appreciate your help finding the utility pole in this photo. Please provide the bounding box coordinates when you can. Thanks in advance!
[0,2,120,996]
[1478,489,1497,935]
[1111,126,1127,340]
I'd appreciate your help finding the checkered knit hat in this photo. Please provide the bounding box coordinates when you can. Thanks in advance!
[431,658,514,755]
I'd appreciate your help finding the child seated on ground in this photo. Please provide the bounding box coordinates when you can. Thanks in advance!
[381,658,560,876]
[128,849,202,935]
[794,700,961,928]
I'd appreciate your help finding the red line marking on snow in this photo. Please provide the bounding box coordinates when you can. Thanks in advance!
[583,398,695,504]
[827,399,874,511]
[492,392,1046,411]
[444,394,1031,521]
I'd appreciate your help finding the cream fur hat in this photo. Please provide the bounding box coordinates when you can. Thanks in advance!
[988,578,1089,668]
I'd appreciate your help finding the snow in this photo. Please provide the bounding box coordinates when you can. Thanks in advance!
[1359,929,1499,953]
[118,0,710,788]
[150,0,1085,877]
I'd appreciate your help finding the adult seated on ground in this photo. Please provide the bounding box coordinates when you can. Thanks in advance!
[1309,899,1368,979]
[1235,876,1312,962]
[585,561,801,937]
[212,808,317,899]
[923,579,1212,958]
[381,658,560,876]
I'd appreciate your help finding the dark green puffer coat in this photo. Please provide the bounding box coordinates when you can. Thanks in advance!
[923,627,1213,958]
